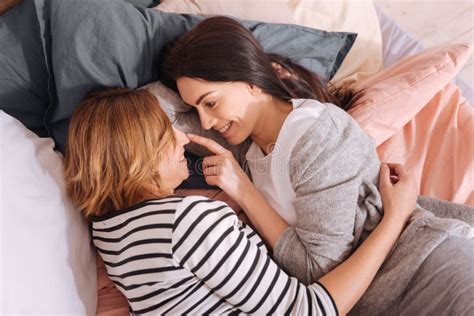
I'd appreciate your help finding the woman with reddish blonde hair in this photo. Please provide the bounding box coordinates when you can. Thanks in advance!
[65,88,184,216]
[64,87,418,315]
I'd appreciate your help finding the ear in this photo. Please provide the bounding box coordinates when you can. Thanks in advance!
[246,83,263,96]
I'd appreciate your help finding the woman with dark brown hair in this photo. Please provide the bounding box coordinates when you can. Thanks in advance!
[160,16,474,315]
[64,87,420,315]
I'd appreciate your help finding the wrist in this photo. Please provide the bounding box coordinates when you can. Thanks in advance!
[235,182,257,209]
[380,214,405,233]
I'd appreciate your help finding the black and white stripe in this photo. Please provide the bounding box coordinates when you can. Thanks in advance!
[92,196,337,315]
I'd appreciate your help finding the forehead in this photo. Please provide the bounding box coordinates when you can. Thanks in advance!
[176,77,221,105]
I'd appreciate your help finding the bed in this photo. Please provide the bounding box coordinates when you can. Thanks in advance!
[96,3,474,315]
[0,0,472,315]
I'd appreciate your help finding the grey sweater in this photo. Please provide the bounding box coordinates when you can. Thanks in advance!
[147,82,474,315]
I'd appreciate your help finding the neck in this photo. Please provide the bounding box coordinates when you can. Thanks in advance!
[251,96,292,155]
[159,188,175,198]
[146,184,174,200]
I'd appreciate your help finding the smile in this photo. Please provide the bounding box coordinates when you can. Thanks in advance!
[217,122,232,134]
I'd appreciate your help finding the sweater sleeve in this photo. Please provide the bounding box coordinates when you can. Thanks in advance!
[171,196,338,315]
[145,81,251,167]
[273,106,382,284]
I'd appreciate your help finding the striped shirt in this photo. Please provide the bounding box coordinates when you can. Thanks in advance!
[92,196,338,315]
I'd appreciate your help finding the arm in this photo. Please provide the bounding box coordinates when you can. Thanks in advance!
[273,110,383,284]
[172,193,412,315]
[186,133,290,249]
[321,162,418,314]
[237,185,290,249]
[319,214,404,314]
[172,196,337,315]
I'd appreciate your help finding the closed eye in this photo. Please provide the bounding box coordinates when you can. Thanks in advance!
[204,101,217,109]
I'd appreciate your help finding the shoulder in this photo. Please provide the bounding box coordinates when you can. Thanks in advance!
[275,99,329,158]
[175,195,231,215]
[290,100,373,159]
[288,101,377,185]
[91,196,185,224]
[173,195,238,235]
[286,99,327,132]
[171,195,239,259]
[287,99,362,144]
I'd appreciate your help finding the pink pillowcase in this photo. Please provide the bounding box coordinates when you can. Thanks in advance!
[349,43,472,146]
[349,43,473,205]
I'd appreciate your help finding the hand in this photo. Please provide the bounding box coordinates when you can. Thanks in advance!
[187,134,253,203]
[379,163,418,225]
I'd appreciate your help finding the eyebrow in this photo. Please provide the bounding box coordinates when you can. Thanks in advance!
[195,91,216,106]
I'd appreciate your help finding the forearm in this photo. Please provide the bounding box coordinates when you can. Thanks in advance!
[237,185,289,249]
[318,216,404,315]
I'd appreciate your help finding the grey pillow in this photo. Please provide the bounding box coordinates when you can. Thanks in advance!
[43,0,356,153]
[0,0,50,137]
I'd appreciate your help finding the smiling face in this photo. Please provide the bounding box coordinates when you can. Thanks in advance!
[176,77,263,145]
[157,127,190,192]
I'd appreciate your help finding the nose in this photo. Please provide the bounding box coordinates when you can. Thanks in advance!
[176,128,190,145]
[198,108,217,130]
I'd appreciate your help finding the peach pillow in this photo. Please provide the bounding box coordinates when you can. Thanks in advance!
[349,43,473,146]
[154,0,383,88]
[349,43,473,205]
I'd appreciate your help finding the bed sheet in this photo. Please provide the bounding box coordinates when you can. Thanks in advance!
[95,8,474,315]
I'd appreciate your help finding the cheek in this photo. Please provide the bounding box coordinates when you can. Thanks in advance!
[215,100,249,124]
[233,103,258,132]
[177,161,189,182]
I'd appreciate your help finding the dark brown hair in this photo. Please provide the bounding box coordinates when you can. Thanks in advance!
[162,16,360,111]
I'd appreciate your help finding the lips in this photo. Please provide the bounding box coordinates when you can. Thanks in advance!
[216,121,232,134]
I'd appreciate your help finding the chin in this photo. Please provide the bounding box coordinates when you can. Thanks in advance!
[181,169,190,181]
[226,134,247,146]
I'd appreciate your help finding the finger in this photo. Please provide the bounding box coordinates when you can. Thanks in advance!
[188,134,228,155]
[390,175,399,184]
[384,163,408,178]
[384,162,401,171]
[204,175,219,187]
[379,163,392,189]
[203,155,227,168]
[203,165,221,176]
[392,164,409,181]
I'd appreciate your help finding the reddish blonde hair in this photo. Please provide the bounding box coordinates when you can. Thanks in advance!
[64,88,175,217]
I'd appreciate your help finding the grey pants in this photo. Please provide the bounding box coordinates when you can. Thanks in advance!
[388,197,474,316]
[417,195,474,226]
[392,236,474,316]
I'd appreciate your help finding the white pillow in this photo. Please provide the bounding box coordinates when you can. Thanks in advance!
[0,111,97,315]
[155,0,383,88]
